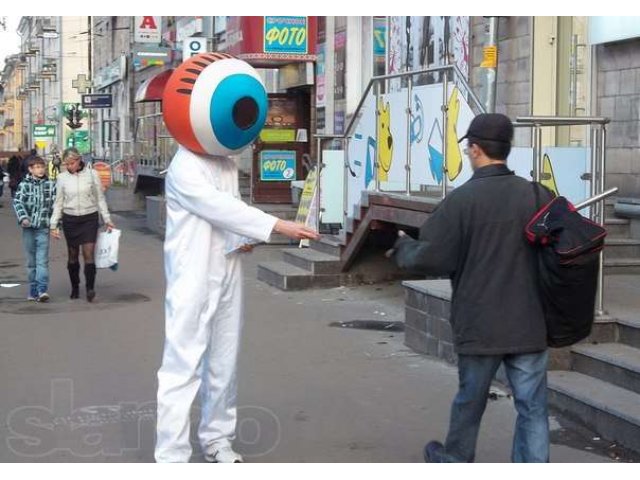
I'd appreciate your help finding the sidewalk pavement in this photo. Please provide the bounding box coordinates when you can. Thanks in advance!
[0,193,622,462]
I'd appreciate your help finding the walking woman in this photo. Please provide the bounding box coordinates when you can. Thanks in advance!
[50,147,115,302]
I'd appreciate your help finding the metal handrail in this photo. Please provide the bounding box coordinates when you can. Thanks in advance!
[516,116,610,126]
[315,64,482,230]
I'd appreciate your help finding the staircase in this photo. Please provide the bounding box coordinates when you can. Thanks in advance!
[257,191,440,291]
[604,199,640,275]
[546,199,640,453]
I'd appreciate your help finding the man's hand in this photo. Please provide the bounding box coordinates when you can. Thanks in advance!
[50,228,61,239]
[20,219,31,228]
[385,230,408,258]
[105,221,115,233]
[238,244,255,253]
[273,220,320,241]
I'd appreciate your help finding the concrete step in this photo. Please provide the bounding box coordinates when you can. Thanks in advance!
[605,217,631,237]
[269,233,298,246]
[548,370,640,453]
[282,248,342,274]
[257,261,343,291]
[604,238,640,259]
[618,317,640,350]
[250,203,298,221]
[310,235,343,257]
[572,343,640,395]
[604,258,640,275]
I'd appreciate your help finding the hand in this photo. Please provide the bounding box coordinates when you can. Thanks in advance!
[50,228,61,239]
[273,220,320,241]
[21,219,31,228]
[385,230,408,258]
[238,244,255,253]
[105,222,115,232]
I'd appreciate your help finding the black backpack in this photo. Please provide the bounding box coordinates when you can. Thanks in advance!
[525,184,607,348]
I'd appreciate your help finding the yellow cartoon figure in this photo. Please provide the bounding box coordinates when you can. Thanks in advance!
[446,87,463,182]
[376,97,393,182]
[541,153,559,196]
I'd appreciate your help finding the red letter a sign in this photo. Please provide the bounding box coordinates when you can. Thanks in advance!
[140,16,157,30]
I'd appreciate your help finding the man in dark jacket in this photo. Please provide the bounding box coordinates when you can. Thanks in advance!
[392,113,553,463]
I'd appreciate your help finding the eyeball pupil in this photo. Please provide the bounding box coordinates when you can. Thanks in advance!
[233,96,259,131]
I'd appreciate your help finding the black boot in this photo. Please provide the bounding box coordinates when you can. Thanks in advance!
[85,263,96,302]
[68,263,80,299]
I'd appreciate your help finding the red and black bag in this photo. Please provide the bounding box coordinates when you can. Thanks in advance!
[525,184,607,348]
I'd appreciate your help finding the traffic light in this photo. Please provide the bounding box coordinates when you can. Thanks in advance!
[66,103,83,129]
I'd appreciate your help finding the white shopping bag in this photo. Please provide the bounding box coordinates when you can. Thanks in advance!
[95,228,121,270]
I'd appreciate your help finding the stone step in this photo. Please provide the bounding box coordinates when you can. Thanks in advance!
[282,248,342,274]
[605,217,631,237]
[618,317,640,350]
[547,370,640,454]
[572,343,640,395]
[257,261,343,291]
[250,203,298,221]
[269,233,298,246]
[604,258,640,275]
[310,235,343,257]
[604,238,640,259]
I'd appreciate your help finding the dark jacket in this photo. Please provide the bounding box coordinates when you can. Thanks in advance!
[393,163,554,355]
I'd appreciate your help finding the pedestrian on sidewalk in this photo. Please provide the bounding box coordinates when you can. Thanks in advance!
[49,147,115,302]
[0,162,5,205]
[7,155,21,198]
[391,113,554,463]
[12,156,56,302]
[155,54,320,463]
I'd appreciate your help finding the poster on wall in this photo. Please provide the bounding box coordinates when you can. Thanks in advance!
[260,150,297,182]
[387,16,470,92]
[316,42,326,108]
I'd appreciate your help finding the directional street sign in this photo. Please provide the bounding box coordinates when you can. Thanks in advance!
[82,94,113,109]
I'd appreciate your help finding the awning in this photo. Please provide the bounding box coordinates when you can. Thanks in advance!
[135,69,174,103]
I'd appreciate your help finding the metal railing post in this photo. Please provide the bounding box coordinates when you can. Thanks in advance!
[405,75,413,196]
[442,72,449,199]
[316,136,322,233]
[596,125,608,316]
[375,80,381,192]
[343,136,350,239]
[589,126,598,221]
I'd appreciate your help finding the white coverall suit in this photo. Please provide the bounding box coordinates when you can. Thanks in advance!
[155,146,278,462]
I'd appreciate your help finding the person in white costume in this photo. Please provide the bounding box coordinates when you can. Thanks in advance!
[155,53,319,463]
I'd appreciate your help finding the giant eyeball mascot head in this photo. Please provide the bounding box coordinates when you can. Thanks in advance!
[162,53,268,157]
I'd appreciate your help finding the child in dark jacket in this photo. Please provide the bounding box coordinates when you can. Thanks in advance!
[13,156,56,302]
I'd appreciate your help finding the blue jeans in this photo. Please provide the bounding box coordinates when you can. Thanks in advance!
[22,227,50,297]
[436,350,549,463]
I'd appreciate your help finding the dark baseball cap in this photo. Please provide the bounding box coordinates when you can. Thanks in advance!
[458,113,514,145]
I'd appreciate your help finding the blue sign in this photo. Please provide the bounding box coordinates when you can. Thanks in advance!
[81,94,113,109]
[260,150,297,182]
[264,16,308,55]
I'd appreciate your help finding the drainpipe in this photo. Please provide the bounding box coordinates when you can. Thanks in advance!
[482,17,499,113]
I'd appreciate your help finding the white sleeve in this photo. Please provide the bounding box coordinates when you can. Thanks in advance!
[167,168,278,243]
[49,176,64,229]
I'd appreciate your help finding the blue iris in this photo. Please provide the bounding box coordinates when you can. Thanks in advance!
[209,74,268,150]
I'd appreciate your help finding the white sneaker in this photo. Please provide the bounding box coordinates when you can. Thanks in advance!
[37,292,50,303]
[204,445,243,463]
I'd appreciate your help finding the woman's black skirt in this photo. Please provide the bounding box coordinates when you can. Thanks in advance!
[62,212,99,247]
